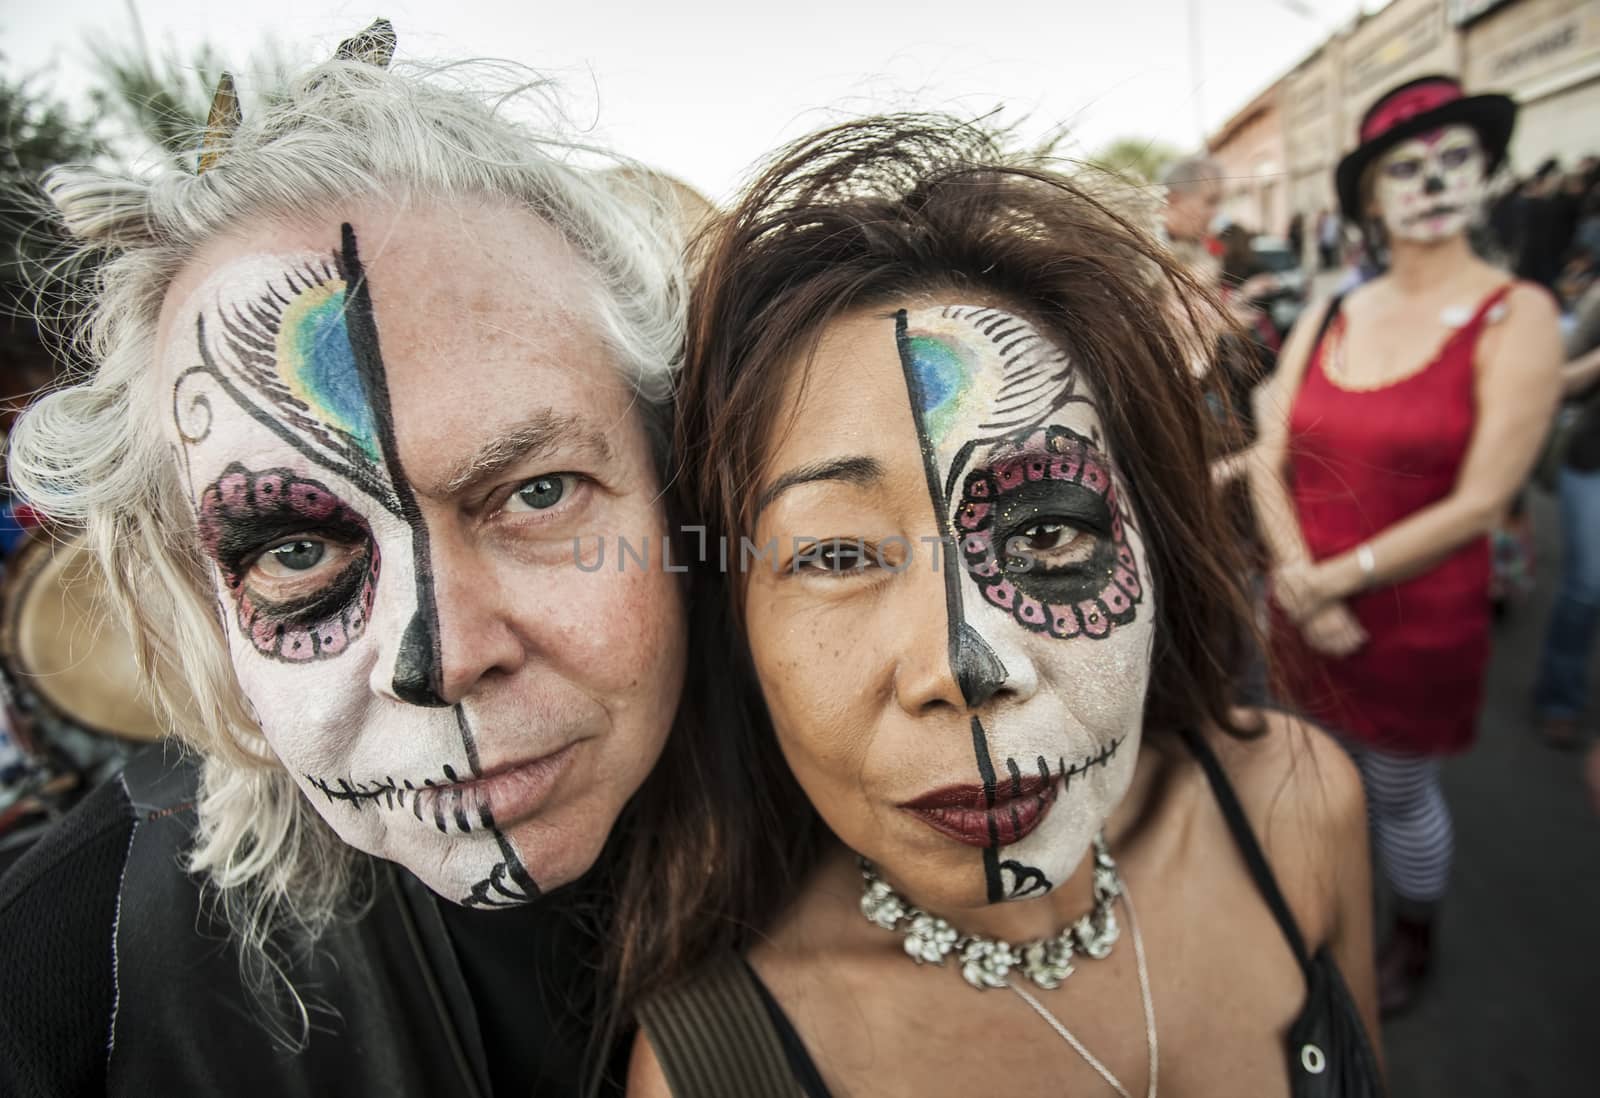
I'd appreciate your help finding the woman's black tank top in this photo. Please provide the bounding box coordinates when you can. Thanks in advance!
[745,727,1385,1098]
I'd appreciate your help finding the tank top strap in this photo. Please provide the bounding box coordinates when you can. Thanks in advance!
[1312,293,1346,348]
[1176,727,1312,974]
[1463,281,1515,333]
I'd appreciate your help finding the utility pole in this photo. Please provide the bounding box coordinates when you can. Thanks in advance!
[1189,0,1207,147]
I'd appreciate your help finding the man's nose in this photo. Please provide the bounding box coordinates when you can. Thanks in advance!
[380,534,526,709]
[1424,175,1445,196]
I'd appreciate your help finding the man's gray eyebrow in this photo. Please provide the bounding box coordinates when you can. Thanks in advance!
[437,413,614,496]
[754,456,884,519]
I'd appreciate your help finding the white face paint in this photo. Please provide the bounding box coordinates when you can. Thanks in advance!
[746,304,1153,912]
[159,202,685,906]
[1372,124,1486,243]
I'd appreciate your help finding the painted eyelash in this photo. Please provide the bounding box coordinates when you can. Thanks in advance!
[936,304,1086,436]
[192,254,404,519]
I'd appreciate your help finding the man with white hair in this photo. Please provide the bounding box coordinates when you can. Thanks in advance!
[1161,155,1225,252]
[0,26,700,1097]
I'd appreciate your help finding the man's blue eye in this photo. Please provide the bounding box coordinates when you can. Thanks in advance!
[268,540,325,571]
[517,476,566,510]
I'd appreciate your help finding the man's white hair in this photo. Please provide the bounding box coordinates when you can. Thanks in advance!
[8,57,688,1037]
[1159,155,1224,196]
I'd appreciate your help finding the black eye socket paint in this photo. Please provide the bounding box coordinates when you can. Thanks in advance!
[956,425,1142,641]
[195,462,377,662]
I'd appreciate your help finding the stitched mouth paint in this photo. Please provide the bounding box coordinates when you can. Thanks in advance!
[307,741,581,836]
[897,736,1127,848]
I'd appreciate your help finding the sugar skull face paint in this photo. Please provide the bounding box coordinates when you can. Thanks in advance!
[745,303,1154,913]
[159,200,685,904]
[1372,124,1486,243]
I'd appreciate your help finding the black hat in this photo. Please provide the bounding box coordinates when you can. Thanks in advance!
[1335,75,1516,222]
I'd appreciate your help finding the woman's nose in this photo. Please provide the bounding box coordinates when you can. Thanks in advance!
[953,622,1008,707]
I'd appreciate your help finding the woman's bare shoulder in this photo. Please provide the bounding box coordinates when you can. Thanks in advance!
[626,1028,674,1098]
[1203,709,1364,833]
[1196,711,1366,934]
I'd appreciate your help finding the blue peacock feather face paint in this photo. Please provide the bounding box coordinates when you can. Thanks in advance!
[276,278,380,462]
[903,334,975,448]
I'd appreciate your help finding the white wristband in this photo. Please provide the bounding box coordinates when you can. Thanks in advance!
[1356,543,1376,584]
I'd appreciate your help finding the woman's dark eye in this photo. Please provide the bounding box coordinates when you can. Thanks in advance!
[1439,146,1472,169]
[509,474,577,513]
[1384,159,1422,180]
[259,539,327,576]
[1005,522,1095,571]
[798,539,873,575]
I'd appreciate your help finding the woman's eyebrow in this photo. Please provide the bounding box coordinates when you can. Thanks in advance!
[755,456,883,519]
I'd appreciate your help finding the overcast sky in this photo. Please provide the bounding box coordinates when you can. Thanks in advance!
[5,0,1373,200]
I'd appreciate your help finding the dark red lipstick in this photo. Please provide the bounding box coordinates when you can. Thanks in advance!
[900,775,1059,848]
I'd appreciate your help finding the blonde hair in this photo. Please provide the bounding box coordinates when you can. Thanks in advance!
[8,57,687,1040]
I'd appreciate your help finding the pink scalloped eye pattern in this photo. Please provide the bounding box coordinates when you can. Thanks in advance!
[196,464,379,662]
[954,426,1142,640]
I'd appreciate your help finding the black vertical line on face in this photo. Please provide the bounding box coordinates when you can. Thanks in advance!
[494,829,541,898]
[894,310,965,667]
[897,310,1004,904]
[454,704,481,776]
[893,313,1007,706]
[971,717,1003,904]
[458,705,541,901]
[337,224,447,709]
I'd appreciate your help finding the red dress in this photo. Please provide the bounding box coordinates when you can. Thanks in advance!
[1273,284,1512,755]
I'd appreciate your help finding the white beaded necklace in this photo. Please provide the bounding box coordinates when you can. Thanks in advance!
[858,834,1158,1097]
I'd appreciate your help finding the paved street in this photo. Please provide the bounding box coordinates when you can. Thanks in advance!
[1380,490,1599,1097]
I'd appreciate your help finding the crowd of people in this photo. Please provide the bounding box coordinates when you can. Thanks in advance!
[0,21,1595,1098]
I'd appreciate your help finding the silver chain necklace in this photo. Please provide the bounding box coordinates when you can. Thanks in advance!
[857,832,1158,1097]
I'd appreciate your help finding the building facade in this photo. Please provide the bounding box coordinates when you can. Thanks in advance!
[1208,85,1290,235]
[1207,0,1598,251]
[1459,0,1600,174]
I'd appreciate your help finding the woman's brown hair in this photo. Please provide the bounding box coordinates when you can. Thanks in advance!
[608,113,1260,1025]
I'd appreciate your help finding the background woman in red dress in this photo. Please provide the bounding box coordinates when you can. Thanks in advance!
[1250,76,1563,1015]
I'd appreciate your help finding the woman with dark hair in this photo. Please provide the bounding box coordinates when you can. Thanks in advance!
[1252,76,1563,1016]
[621,115,1383,1097]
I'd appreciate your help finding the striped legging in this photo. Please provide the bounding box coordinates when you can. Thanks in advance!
[1352,749,1454,905]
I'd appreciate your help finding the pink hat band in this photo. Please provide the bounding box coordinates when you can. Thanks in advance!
[1360,80,1463,144]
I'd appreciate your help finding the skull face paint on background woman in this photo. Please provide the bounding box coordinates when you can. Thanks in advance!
[745,303,1154,914]
[158,198,686,906]
[1370,123,1487,244]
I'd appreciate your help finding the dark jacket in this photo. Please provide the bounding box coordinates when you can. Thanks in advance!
[0,744,615,1097]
